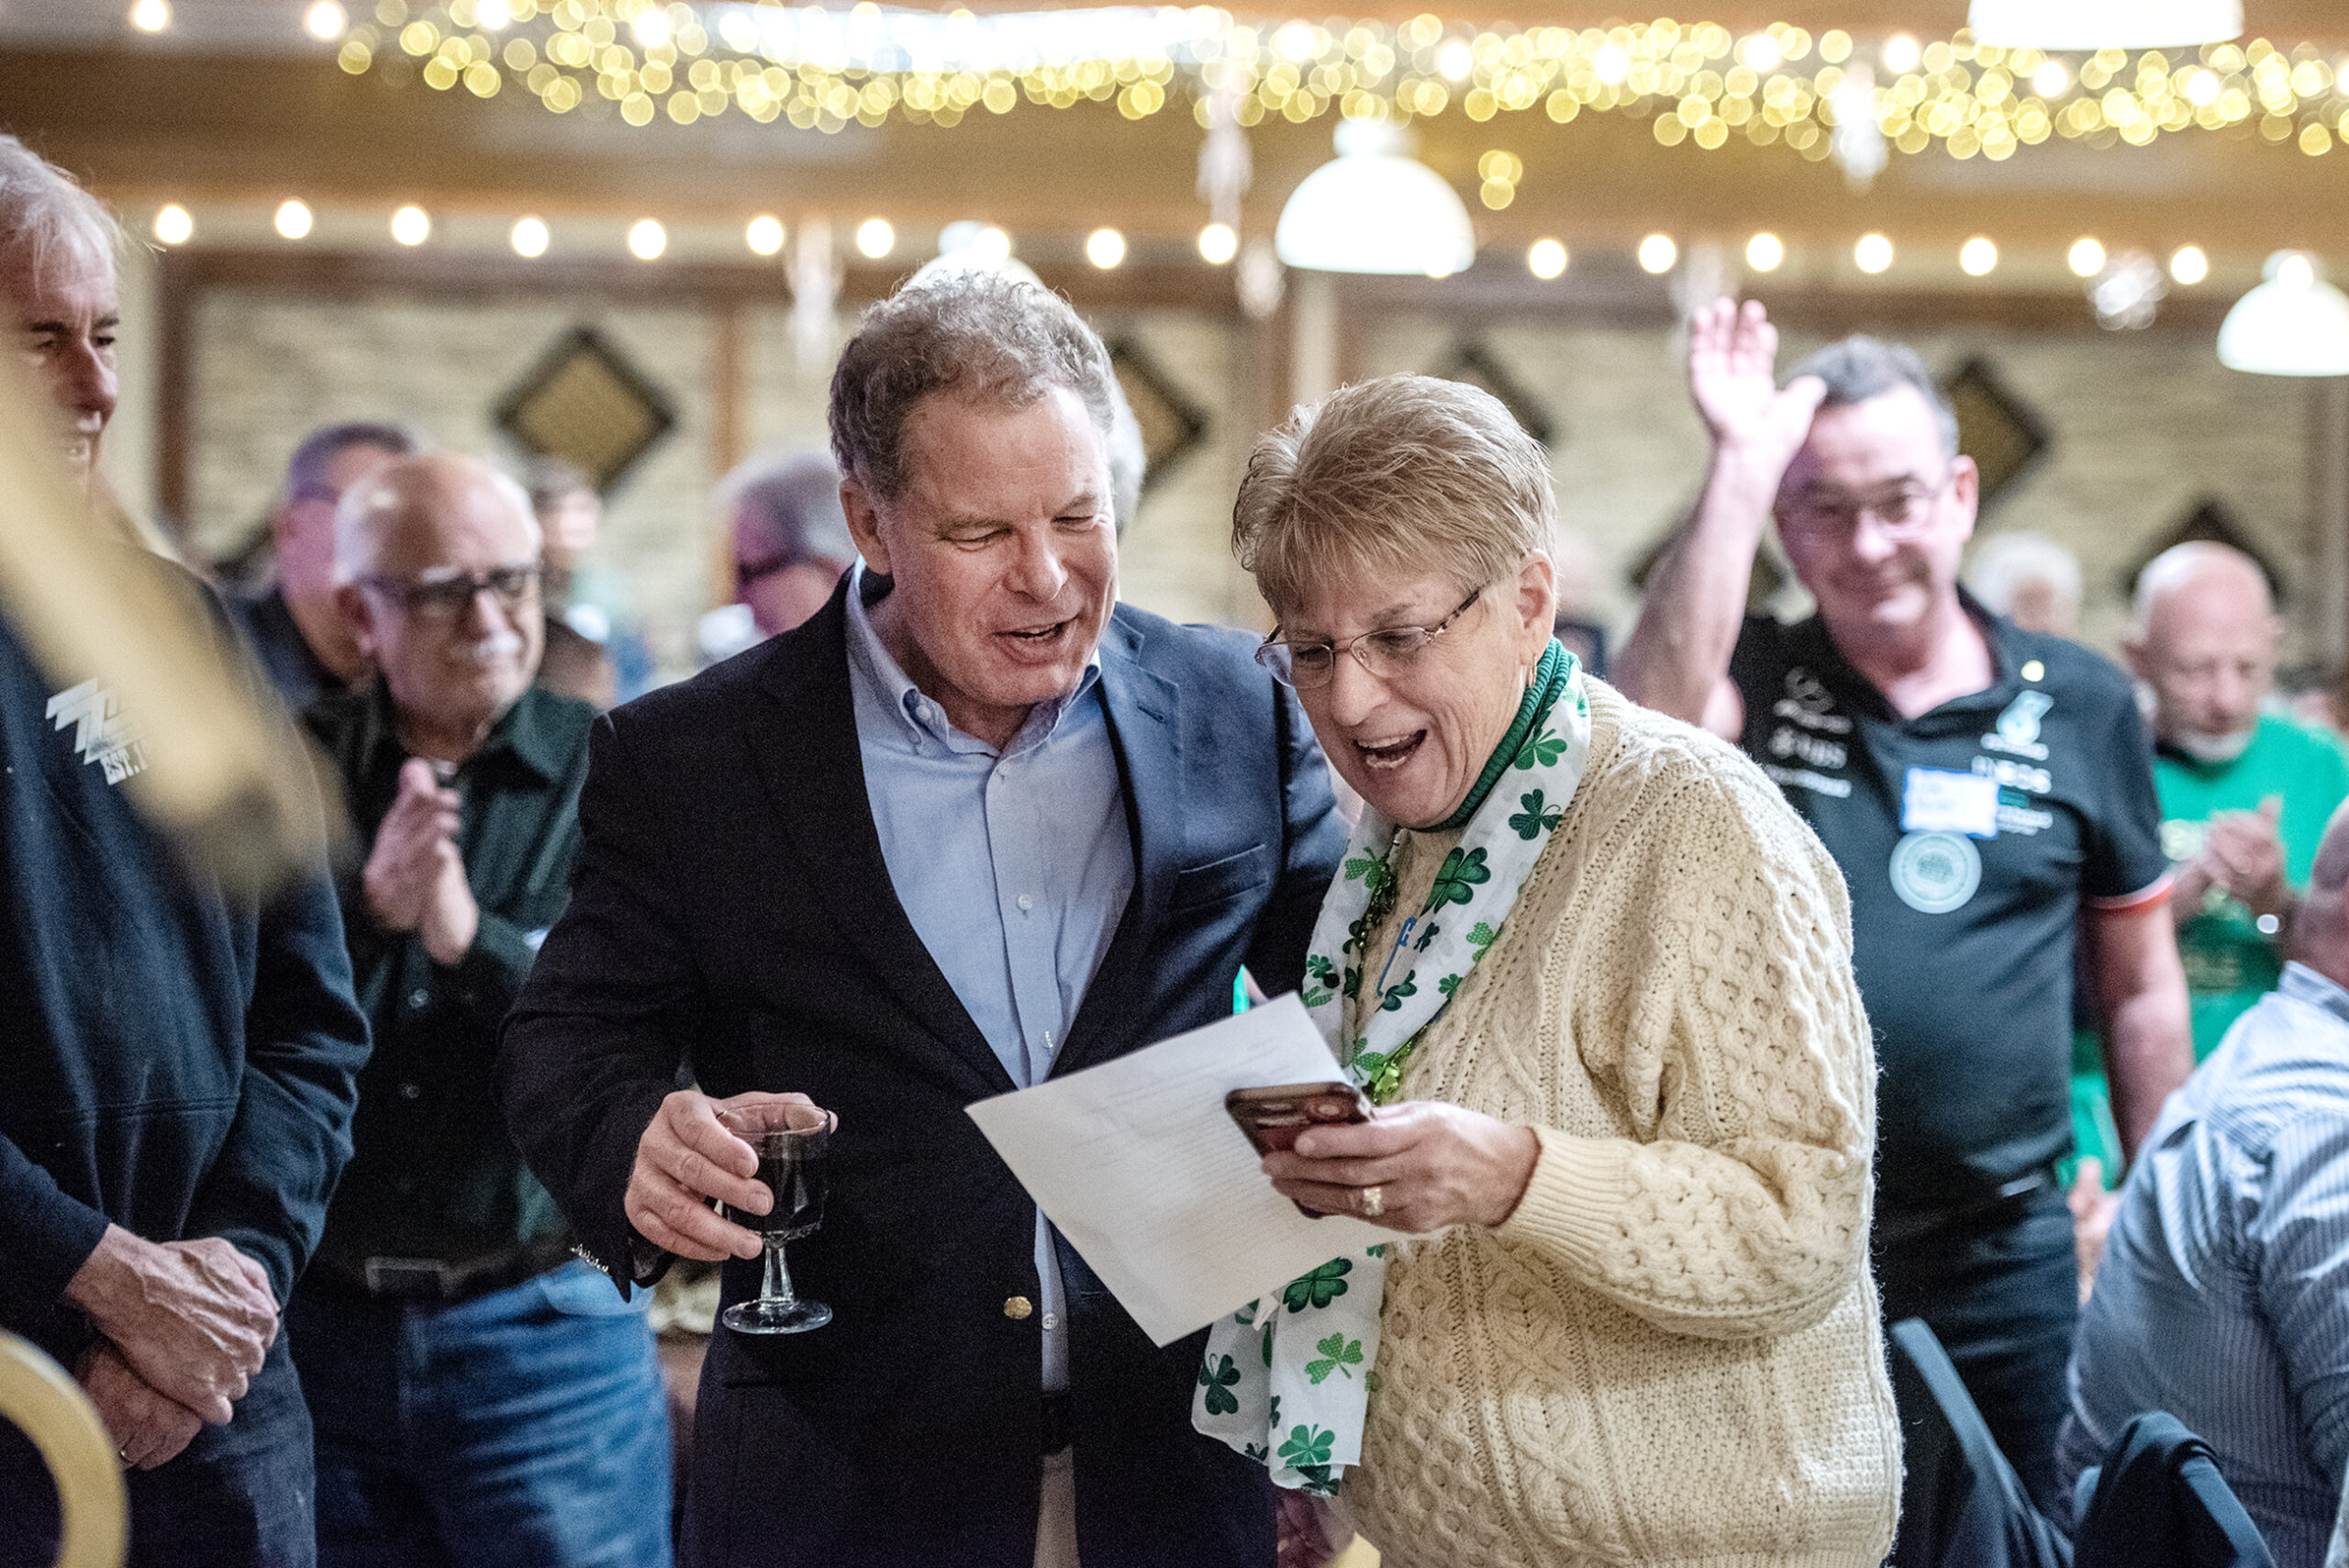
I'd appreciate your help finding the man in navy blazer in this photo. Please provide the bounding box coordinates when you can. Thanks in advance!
[499,271,1344,1567]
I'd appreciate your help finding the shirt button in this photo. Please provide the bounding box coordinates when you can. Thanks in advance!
[1041,1312,1059,1331]
[1017,894,1033,912]
[1004,1296,1033,1320]
[398,1082,421,1101]
[407,988,429,1010]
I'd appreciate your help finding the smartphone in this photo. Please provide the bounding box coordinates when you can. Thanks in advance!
[1225,1082,1373,1156]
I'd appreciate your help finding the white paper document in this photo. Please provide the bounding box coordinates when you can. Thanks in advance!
[965,994,1391,1346]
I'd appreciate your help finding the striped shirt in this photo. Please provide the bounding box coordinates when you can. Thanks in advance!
[2060,962,2349,1565]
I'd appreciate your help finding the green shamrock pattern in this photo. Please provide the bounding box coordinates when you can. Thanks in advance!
[1514,722,1569,770]
[1306,1333,1364,1385]
[1197,1354,1241,1416]
[1281,1258,1353,1313]
[1278,1425,1336,1470]
[1426,846,1492,910]
[1508,788,1565,841]
[1375,972,1418,1013]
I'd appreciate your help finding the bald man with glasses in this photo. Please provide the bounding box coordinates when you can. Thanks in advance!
[1620,303,2193,1523]
[289,452,672,1568]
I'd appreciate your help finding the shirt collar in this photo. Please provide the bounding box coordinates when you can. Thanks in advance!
[1800,585,2020,723]
[841,562,1103,756]
[2280,962,2349,1028]
[360,678,562,784]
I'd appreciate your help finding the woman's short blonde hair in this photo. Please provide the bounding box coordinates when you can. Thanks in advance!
[1232,373,1555,614]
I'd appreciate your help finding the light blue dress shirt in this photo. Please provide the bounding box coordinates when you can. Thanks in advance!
[2061,961,2349,1565]
[842,566,1133,1393]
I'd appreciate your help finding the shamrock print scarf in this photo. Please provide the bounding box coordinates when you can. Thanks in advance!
[1193,641,1591,1494]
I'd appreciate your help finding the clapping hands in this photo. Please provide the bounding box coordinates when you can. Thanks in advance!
[2176,797,2288,924]
[363,757,479,964]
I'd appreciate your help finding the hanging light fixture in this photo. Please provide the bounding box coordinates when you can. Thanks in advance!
[1966,0,2240,50]
[2218,251,2349,376]
[1275,120,1476,279]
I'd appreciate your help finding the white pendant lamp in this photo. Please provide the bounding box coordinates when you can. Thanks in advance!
[2218,252,2349,377]
[1967,0,2240,49]
[1275,119,1477,278]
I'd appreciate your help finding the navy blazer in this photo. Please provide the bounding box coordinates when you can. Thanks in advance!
[499,578,1344,1568]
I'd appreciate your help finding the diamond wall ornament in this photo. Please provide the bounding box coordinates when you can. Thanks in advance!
[493,327,677,492]
[1941,357,2051,510]
[1428,338,1559,448]
[2122,498,2287,606]
[1106,338,1208,494]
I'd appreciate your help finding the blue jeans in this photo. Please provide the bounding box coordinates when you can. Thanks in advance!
[286,1262,673,1568]
[0,1332,315,1568]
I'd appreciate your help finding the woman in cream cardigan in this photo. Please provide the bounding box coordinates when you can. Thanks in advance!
[1197,373,1900,1567]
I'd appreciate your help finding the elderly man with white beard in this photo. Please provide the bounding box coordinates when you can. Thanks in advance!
[287,452,673,1568]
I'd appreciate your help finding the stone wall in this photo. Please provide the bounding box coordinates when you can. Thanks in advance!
[162,280,2332,682]
[173,286,1262,675]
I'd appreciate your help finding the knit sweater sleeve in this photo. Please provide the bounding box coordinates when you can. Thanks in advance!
[1495,743,1876,1340]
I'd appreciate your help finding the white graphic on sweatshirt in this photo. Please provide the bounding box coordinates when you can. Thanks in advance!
[45,680,148,784]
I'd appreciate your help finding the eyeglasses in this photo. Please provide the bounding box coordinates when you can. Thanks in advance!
[1254,586,1483,690]
[360,565,540,621]
[1778,472,1954,540]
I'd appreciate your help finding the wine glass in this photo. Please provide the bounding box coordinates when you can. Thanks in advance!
[718,1100,834,1335]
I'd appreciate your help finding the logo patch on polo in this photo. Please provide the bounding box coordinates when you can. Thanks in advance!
[45,680,148,785]
[1889,830,1982,915]
[1983,690,2054,761]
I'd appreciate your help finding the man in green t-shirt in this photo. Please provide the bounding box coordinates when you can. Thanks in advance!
[2126,541,2349,1058]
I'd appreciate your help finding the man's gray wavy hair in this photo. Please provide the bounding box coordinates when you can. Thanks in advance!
[0,135,121,277]
[829,270,1118,502]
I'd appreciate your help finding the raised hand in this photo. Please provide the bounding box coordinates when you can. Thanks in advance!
[364,758,461,934]
[627,1089,824,1262]
[64,1229,279,1426]
[1687,297,1828,477]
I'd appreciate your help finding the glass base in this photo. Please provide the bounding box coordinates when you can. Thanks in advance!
[722,1296,832,1335]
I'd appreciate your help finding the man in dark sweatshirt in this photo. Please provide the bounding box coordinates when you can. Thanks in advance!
[0,135,372,1565]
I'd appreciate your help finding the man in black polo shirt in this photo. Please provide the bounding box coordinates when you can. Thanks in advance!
[1620,300,2193,1512]
[288,452,671,1566]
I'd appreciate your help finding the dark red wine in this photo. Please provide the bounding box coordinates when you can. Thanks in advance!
[752,1143,828,1240]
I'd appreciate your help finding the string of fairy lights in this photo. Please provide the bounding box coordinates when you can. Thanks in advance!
[137,189,2228,312]
[296,0,2349,165]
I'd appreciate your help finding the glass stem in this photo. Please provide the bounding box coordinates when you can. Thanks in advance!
[761,1237,798,1310]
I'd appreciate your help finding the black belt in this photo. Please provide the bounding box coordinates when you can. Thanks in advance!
[1041,1392,1074,1456]
[1876,1166,2057,1251]
[317,1237,574,1305]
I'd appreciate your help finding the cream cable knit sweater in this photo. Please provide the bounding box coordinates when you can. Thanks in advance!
[1342,680,1900,1568]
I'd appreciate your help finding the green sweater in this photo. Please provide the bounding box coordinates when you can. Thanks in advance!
[2155,713,2349,1057]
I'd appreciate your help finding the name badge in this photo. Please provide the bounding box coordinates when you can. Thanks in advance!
[1901,767,2000,839]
